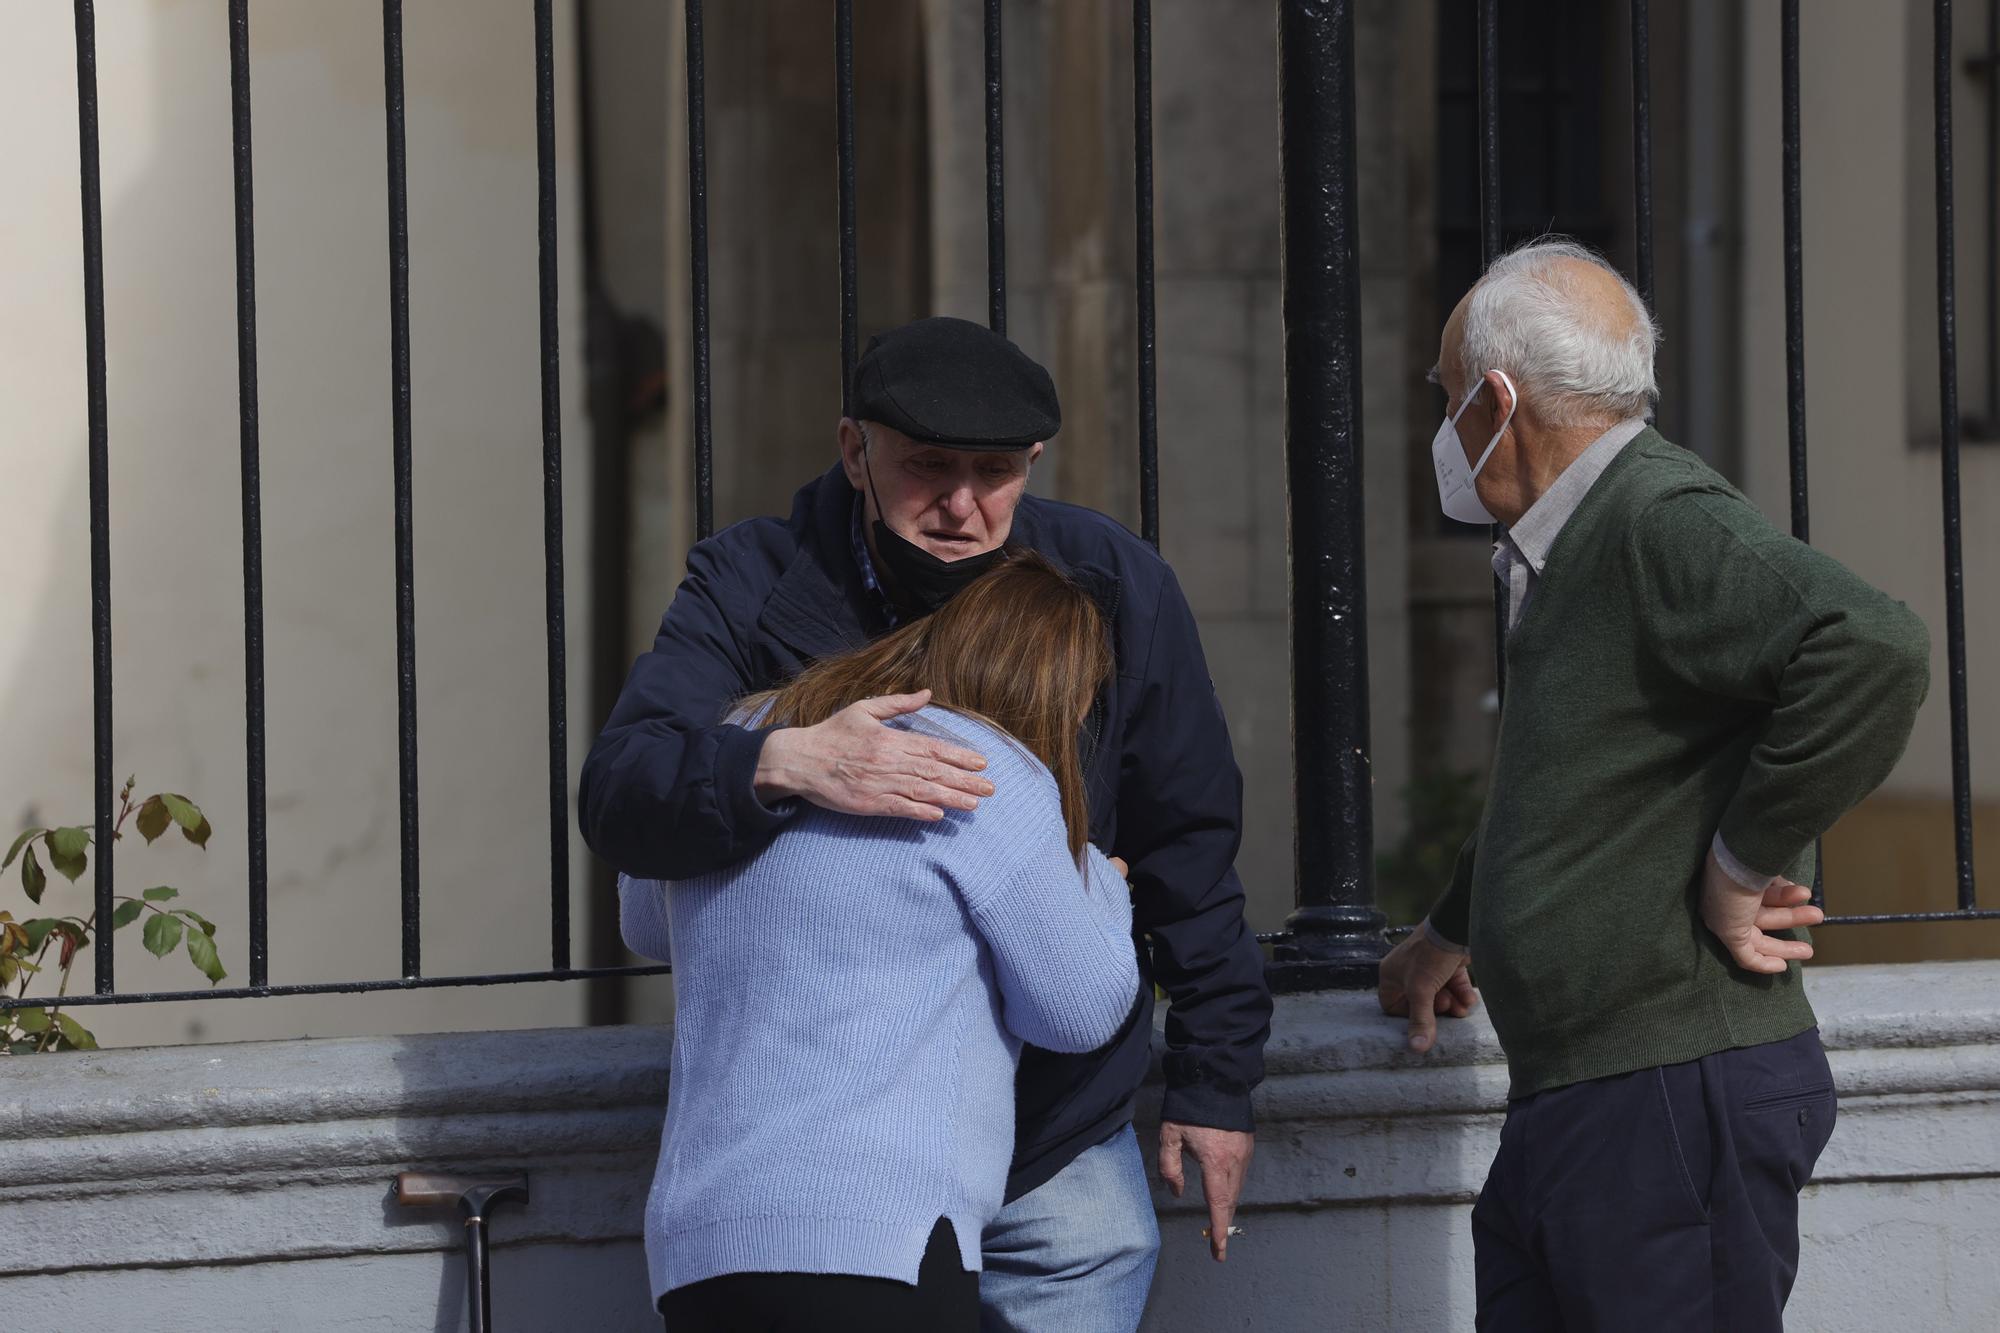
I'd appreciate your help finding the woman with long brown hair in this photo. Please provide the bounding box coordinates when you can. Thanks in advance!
[621,553,1141,1332]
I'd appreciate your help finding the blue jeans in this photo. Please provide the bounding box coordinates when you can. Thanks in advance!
[979,1124,1160,1333]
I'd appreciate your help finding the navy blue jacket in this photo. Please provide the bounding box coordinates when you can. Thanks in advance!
[579,464,1273,1197]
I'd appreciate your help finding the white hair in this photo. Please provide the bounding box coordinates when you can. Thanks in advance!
[1457,238,1659,428]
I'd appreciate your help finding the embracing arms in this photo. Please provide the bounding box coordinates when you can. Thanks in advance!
[579,542,992,880]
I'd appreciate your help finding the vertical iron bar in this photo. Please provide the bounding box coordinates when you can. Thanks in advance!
[382,0,421,977]
[1476,0,1502,264]
[1477,0,1508,696]
[74,0,114,993]
[1782,0,1810,545]
[1133,0,1160,549]
[984,0,1006,335]
[1935,0,1979,910]
[1631,0,1655,309]
[1987,0,1998,429]
[533,0,571,970]
[686,0,714,539]
[1780,0,1823,907]
[1270,0,1384,992]
[837,0,859,414]
[227,0,270,986]
[573,0,632,1025]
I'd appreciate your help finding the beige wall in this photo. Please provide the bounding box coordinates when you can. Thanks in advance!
[0,1,596,1045]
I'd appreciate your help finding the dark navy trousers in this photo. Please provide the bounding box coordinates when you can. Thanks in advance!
[1472,1027,1836,1331]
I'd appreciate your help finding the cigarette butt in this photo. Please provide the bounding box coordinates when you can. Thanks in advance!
[1200,1225,1246,1238]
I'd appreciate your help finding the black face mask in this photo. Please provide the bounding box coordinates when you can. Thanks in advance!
[863,449,1007,618]
[870,519,1006,617]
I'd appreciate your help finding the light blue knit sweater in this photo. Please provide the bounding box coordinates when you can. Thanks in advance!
[618,706,1141,1304]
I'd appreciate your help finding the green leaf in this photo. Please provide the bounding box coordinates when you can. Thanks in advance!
[135,797,170,845]
[142,912,183,959]
[14,1008,50,1034]
[21,846,46,904]
[176,907,217,937]
[182,816,212,850]
[185,928,226,985]
[7,1040,41,1055]
[141,886,180,903]
[111,901,145,929]
[47,826,90,883]
[23,918,62,952]
[55,1013,98,1050]
[160,794,203,835]
[4,827,44,870]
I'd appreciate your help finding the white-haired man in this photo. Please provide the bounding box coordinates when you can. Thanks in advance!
[1378,239,1930,1330]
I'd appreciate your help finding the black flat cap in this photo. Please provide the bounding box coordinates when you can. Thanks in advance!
[850,316,1061,450]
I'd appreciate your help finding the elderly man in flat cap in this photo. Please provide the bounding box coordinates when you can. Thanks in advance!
[1378,239,1930,1330]
[582,316,1271,1331]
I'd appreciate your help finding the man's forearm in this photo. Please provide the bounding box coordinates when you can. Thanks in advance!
[1715,600,1929,875]
[1153,901,1271,1132]
[580,722,790,880]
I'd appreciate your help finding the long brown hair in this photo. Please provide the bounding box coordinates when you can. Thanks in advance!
[745,551,1112,861]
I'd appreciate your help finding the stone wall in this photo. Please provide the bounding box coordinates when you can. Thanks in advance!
[8,962,1996,1331]
[919,0,1422,925]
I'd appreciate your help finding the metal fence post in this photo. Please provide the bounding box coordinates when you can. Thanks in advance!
[1268,0,1387,992]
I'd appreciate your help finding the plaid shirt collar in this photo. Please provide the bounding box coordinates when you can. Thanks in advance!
[850,494,899,627]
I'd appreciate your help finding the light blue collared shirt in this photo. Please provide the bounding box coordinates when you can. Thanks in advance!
[1490,417,1647,635]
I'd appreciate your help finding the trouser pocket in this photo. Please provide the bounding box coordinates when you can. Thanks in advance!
[1655,1060,1714,1225]
[1735,1030,1838,1192]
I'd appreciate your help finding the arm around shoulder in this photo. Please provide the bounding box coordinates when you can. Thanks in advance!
[578,539,796,880]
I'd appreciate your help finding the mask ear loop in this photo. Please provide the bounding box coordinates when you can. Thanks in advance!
[857,423,889,519]
[1465,370,1518,478]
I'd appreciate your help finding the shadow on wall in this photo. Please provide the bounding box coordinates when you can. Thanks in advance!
[1,2,597,1048]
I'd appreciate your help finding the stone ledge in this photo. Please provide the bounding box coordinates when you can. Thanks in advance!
[5,962,1997,1275]
[15,962,1992,1128]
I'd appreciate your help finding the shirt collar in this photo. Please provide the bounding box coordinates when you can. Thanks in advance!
[850,494,898,627]
[1501,417,1647,574]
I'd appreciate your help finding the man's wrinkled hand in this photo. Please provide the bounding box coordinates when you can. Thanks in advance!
[753,690,994,820]
[1700,850,1823,974]
[1157,1122,1254,1261]
[1377,927,1479,1054]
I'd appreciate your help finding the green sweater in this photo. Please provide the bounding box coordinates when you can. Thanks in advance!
[1431,431,1930,1097]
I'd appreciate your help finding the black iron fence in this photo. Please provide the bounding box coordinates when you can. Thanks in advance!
[4,0,1991,1021]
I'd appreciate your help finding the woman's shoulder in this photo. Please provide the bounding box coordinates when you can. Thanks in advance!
[893,706,1059,805]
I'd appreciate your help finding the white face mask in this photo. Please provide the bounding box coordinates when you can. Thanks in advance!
[1431,370,1518,525]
